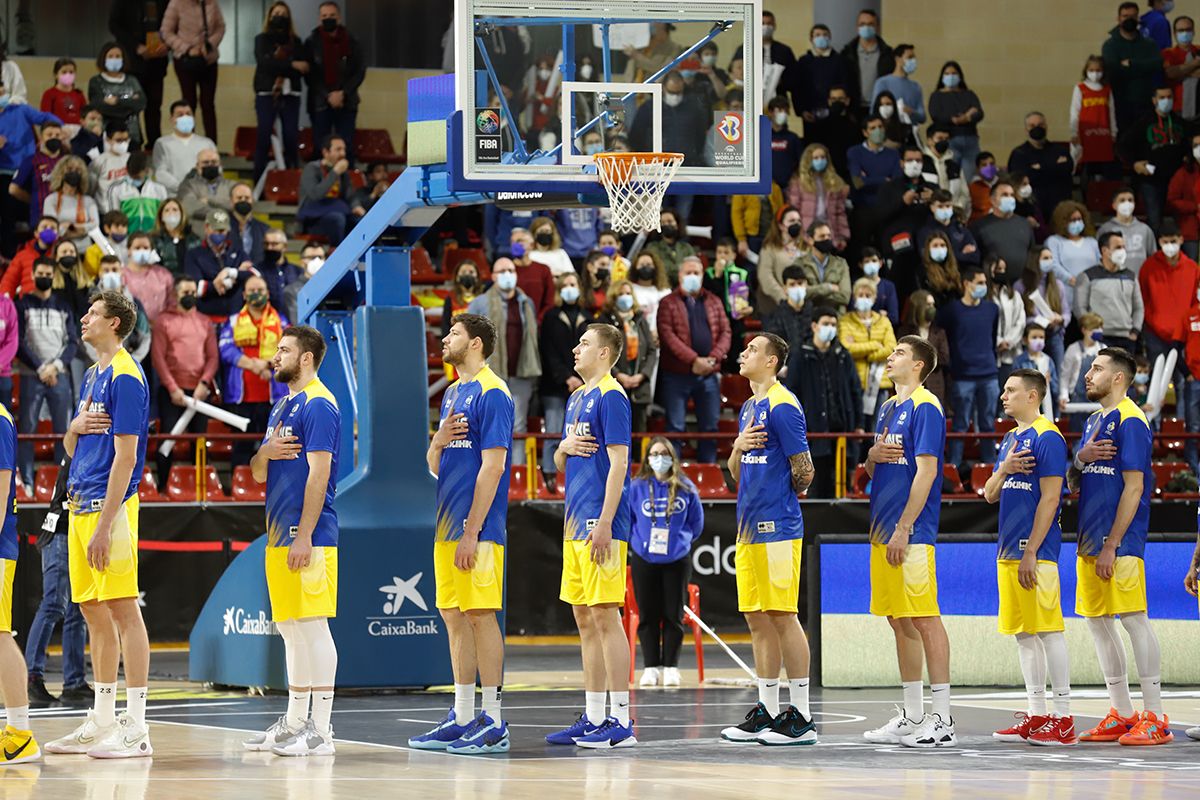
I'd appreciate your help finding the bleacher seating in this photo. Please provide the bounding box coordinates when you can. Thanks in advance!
[166,465,229,502]
[681,462,734,499]
[34,464,58,503]
[232,466,266,502]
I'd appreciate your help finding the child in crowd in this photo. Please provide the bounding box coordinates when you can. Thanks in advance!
[1011,322,1059,419]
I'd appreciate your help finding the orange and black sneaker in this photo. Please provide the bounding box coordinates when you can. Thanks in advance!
[1117,711,1174,746]
[1079,708,1138,742]
[1027,715,1078,746]
[993,712,1048,742]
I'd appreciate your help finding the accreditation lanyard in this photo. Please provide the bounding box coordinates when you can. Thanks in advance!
[647,479,672,556]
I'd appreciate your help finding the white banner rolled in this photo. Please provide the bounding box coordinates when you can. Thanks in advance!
[157,398,251,457]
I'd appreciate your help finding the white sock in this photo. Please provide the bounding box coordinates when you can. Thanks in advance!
[1040,631,1071,717]
[454,683,475,723]
[1015,633,1048,715]
[481,686,501,723]
[930,683,951,722]
[610,691,630,725]
[126,686,148,726]
[311,690,335,736]
[1086,616,1134,717]
[287,689,311,730]
[788,678,810,718]
[7,705,29,730]
[585,691,606,725]
[95,682,117,727]
[902,680,924,721]
[1119,612,1163,716]
[757,678,780,717]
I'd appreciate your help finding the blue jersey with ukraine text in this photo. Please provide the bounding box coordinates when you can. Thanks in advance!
[0,407,17,560]
[435,364,514,545]
[869,386,945,545]
[1077,397,1152,558]
[264,378,340,548]
[67,348,148,511]
[563,374,632,541]
[735,382,810,543]
[995,416,1067,562]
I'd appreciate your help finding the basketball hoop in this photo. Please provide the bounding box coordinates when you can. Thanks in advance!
[593,152,684,234]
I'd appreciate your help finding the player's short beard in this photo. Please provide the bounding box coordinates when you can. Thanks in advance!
[275,362,298,384]
[1085,382,1105,402]
[443,342,467,367]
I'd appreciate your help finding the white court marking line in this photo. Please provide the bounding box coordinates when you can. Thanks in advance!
[26,700,253,718]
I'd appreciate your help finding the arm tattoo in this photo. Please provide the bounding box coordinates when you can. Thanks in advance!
[790,451,814,497]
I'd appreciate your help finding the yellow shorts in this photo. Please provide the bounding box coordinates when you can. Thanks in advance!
[0,559,14,633]
[69,495,139,604]
[997,560,1064,635]
[870,542,940,618]
[1075,555,1146,617]
[560,539,627,607]
[266,545,339,622]
[435,540,504,612]
[736,539,803,613]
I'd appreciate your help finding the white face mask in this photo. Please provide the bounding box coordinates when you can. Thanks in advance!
[1017,183,1033,199]
[878,104,895,120]
[664,92,683,108]
[1194,144,1200,161]
[1117,200,1135,218]
[111,140,130,155]
[537,68,552,82]
[306,257,324,276]
[538,132,558,151]
[1163,242,1181,259]
[772,111,788,126]
[903,159,923,178]
[1110,247,1128,267]
[579,64,593,80]
[1086,70,1104,83]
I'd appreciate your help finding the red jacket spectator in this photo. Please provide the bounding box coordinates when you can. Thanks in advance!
[1139,248,1200,343]
[1186,307,1200,379]
[513,256,555,321]
[1167,162,1200,241]
[656,286,731,375]
[40,85,87,126]
[0,229,57,299]
[1163,40,1200,119]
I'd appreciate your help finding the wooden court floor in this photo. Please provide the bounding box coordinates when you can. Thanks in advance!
[7,685,1200,799]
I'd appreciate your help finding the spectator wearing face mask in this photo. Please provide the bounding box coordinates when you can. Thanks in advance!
[804,85,861,180]
[11,121,66,231]
[644,209,697,287]
[968,152,998,223]
[756,206,808,315]
[919,123,969,214]
[896,290,950,408]
[538,272,594,478]
[937,266,1000,468]
[229,182,269,266]
[90,122,133,212]
[855,247,897,321]
[597,230,630,284]
[1169,132,1200,260]
[629,250,671,332]
[840,8,895,113]
[522,218,573,278]
[73,106,106,163]
[1007,112,1074,220]
[970,180,1035,280]
[1097,187,1158,275]
[152,100,215,194]
[122,231,175,323]
[87,42,147,147]
[871,43,925,126]
[848,114,901,209]
[1011,323,1060,419]
[42,156,100,254]
[1,217,61,299]
[40,58,87,133]
[597,282,658,433]
[871,90,912,150]
[0,89,63,255]
[88,255,153,370]
[82,209,130,281]
[839,278,896,429]
[258,229,300,313]
[1119,86,1186,230]
[178,147,237,236]
[919,229,963,307]
[284,243,328,327]
[799,221,850,309]
[630,71,706,170]
[929,61,984,181]
[1164,16,1200,122]
[579,249,613,312]
[152,198,198,277]
[1074,231,1144,348]
[787,145,850,252]
[185,208,255,318]
[872,145,937,298]
[1103,3,1164,133]
[106,151,167,234]
[1045,200,1102,309]
[511,225,558,321]
[919,188,980,268]
[1138,220,1198,378]
[986,254,1026,383]
[1060,312,1107,415]
[1070,55,1120,186]
[692,43,730,112]
[1142,0,1175,49]
[763,265,812,350]
[521,55,560,141]
[788,25,848,124]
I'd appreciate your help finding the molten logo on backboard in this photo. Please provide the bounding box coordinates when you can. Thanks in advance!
[717,114,743,144]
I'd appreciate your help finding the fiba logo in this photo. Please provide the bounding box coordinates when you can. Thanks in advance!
[717,114,743,144]
[476,109,501,135]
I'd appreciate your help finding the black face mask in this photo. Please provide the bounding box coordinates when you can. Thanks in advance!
[34,276,53,292]
[234,200,253,217]
[457,273,477,289]
[933,139,950,154]
[201,165,221,181]
[270,16,290,32]
[263,249,283,264]
[595,268,610,282]
[786,223,802,239]
[661,224,678,240]
[180,294,197,310]
[829,100,847,115]
[58,256,78,269]
[636,265,656,282]
[64,172,82,188]
[1028,125,1047,142]
[814,240,835,255]
[321,18,338,32]
[1121,17,1140,33]
[44,138,63,154]
[535,232,553,247]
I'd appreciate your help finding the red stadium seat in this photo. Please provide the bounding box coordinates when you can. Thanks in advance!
[348,169,367,190]
[202,466,228,501]
[35,419,53,459]
[1151,461,1187,495]
[509,465,530,501]
[942,464,968,496]
[297,128,315,161]
[970,463,993,495]
[138,467,164,502]
[354,129,406,164]
[994,418,1017,436]
[717,417,739,458]
[233,126,257,160]
[166,466,197,502]
[850,464,870,498]
[681,462,734,499]
[263,168,302,205]
[442,247,490,280]
[1085,179,1129,216]
[720,374,752,410]
[1160,417,1185,453]
[34,465,58,503]
[410,246,442,285]
[232,465,265,502]
[206,419,233,460]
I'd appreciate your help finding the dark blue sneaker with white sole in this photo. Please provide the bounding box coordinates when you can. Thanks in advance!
[408,709,470,750]
[755,705,818,746]
[720,702,774,742]
[545,712,600,745]
[447,713,510,754]
[575,717,637,749]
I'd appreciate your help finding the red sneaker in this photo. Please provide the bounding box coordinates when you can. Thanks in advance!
[1079,708,1138,742]
[1117,711,1174,746]
[993,712,1048,742]
[1027,715,1078,746]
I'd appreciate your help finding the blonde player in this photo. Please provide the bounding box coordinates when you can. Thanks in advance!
[243,326,342,757]
[45,292,150,758]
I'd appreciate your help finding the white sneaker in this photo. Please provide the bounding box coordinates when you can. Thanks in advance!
[272,720,335,757]
[44,711,117,754]
[1186,725,1200,741]
[639,667,660,687]
[243,716,302,752]
[862,706,922,744]
[87,713,153,759]
[662,667,681,687]
[899,713,957,748]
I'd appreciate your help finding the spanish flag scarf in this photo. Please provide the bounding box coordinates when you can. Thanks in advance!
[232,303,283,359]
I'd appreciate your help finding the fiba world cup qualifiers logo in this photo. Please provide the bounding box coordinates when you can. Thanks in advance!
[476,109,501,135]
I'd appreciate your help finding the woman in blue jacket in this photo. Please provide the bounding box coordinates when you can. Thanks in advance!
[629,437,704,688]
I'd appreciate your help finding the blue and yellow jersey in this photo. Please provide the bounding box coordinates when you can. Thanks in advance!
[563,374,632,542]
[869,386,945,545]
[264,378,341,548]
[67,348,148,511]
[0,407,17,560]
[995,416,1067,562]
[1077,397,1152,558]
[735,382,810,544]
[435,364,514,545]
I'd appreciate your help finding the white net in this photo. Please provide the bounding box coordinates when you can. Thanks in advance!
[593,152,685,235]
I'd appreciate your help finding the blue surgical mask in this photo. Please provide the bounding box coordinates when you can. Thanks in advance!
[1157,97,1174,115]
[1180,30,1195,45]
[495,271,517,292]
[175,114,196,135]
[817,324,838,343]
[680,273,702,293]
[813,35,830,50]
[862,260,881,277]
[208,232,227,247]
[648,454,673,475]
[616,294,634,312]
[787,285,806,304]
[601,245,617,257]
[584,142,603,156]
[1039,257,1055,273]
[971,284,988,300]
[105,57,124,73]
[560,285,580,304]
[1134,372,1150,386]
[1090,330,1105,342]
[854,296,874,313]
[858,24,876,40]
[811,157,828,172]
[903,57,918,75]
[998,196,1017,214]
[929,246,948,263]
[941,73,960,89]
[511,242,526,259]
[934,206,954,223]
[1067,219,1085,236]
[99,272,122,291]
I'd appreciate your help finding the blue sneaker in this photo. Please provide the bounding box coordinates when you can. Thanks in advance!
[545,712,600,745]
[447,713,510,754]
[575,716,637,749]
[755,706,818,746]
[407,709,469,750]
